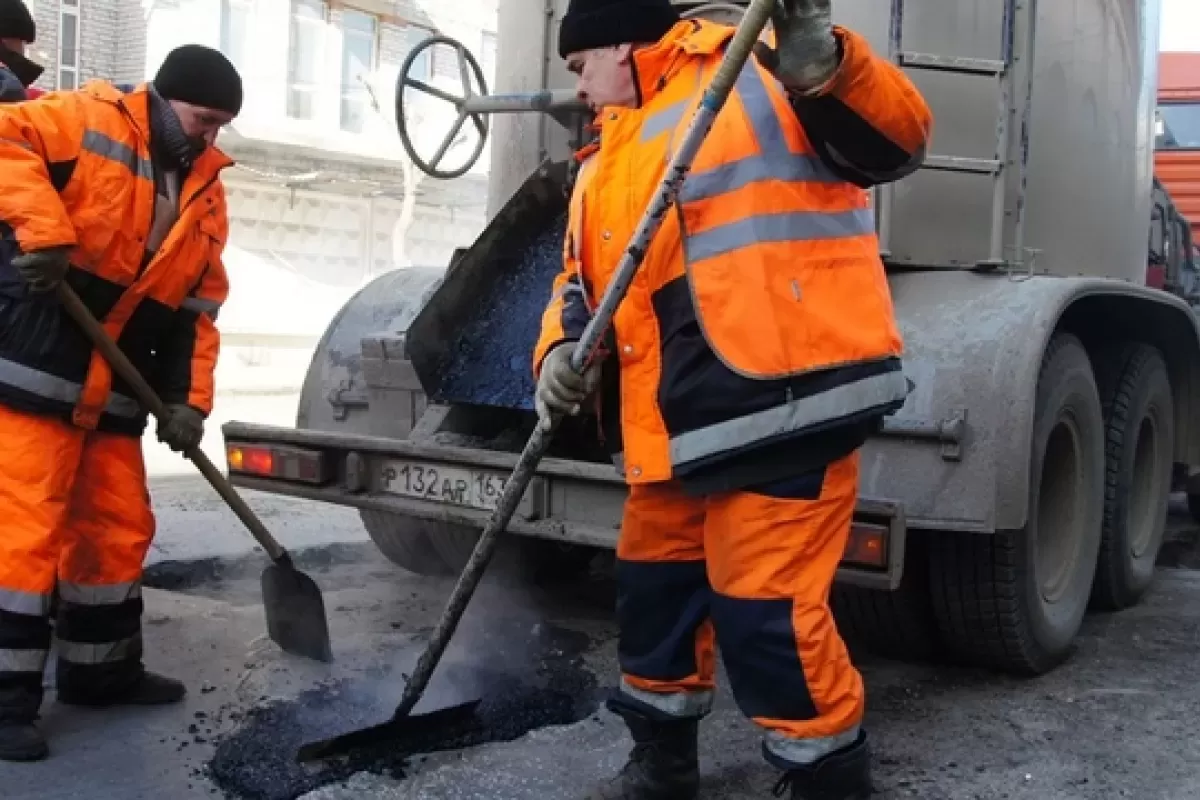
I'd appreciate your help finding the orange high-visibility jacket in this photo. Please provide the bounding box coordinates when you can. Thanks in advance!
[0,80,230,436]
[535,20,932,487]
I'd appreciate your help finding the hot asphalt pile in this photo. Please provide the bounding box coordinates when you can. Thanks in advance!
[206,623,603,800]
[435,214,569,410]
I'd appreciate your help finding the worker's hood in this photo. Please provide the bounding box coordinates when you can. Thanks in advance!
[0,43,43,88]
[631,18,732,108]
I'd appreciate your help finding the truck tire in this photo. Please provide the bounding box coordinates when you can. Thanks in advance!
[360,510,457,577]
[1090,343,1174,611]
[929,333,1104,676]
[430,528,598,586]
[831,533,941,662]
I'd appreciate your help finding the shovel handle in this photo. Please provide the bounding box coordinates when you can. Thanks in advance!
[55,282,289,564]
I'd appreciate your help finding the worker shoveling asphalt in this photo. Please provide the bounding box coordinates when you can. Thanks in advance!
[295,0,781,771]
[0,42,286,763]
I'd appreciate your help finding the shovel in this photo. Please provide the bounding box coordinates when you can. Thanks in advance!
[55,282,334,663]
[296,0,777,762]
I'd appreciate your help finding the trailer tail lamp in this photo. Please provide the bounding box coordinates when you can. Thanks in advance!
[843,521,888,569]
[226,443,331,485]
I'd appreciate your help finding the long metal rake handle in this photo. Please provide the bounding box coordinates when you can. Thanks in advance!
[55,282,290,564]
[392,0,778,720]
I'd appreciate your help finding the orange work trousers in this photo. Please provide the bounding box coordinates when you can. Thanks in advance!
[611,451,863,769]
[0,403,155,721]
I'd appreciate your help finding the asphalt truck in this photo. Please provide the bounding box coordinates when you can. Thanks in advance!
[221,0,1200,677]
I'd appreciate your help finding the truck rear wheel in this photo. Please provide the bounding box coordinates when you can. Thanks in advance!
[360,510,458,577]
[430,528,599,586]
[361,510,598,583]
[929,333,1104,675]
[1090,343,1174,610]
[831,533,941,662]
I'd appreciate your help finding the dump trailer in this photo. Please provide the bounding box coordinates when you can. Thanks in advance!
[222,0,1200,677]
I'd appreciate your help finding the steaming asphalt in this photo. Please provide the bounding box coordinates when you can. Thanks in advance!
[6,477,1200,799]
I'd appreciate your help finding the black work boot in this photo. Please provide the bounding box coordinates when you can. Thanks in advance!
[588,705,700,799]
[770,731,872,800]
[58,670,186,707]
[0,721,48,762]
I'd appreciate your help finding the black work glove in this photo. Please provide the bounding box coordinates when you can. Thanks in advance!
[754,0,840,94]
[12,246,71,293]
[158,404,205,452]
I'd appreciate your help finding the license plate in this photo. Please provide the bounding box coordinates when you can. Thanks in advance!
[379,460,512,511]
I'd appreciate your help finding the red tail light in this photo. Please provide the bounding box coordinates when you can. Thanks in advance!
[843,522,888,569]
[226,443,329,485]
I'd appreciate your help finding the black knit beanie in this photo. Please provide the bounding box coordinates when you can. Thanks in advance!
[0,0,35,42]
[558,0,681,59]
[154,44,243,116]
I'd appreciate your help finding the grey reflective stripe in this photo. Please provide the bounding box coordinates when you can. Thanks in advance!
[641,98,690,143]
[764,725,860,767]
[0,136,32,151]
[0,588,52,616]
[57,633,142,666]
[679,62,839,205]
[82,129,153,180]
[681,154,838,203]
[619,679,713,719]
[57,580,141,606]
[0,356,141,417]
[0,648,48,673]
[181,296,222,315]
[685,209,875,264]
[549,278,584,304]
[734,58,788,157]
[669,370,910,468]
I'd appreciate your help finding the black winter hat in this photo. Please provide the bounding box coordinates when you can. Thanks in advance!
[0,0,35,42]
[153,44,243,116]
[558,0,681,59]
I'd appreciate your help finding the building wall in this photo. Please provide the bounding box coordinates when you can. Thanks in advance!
[23,0,501,335]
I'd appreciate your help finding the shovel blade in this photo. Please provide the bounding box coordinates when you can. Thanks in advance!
[261,563,333,663]
[296,699,481,763]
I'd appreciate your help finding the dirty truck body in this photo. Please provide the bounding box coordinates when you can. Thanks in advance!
[222,0,1200,676]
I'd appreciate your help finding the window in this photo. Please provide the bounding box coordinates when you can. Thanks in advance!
[1157,103,1200,150]
[58,0,80,90]
[288,0,327,120]
[220,0,253,76]
[480,30,496,87]
[339,9,377,133]
[402,25,433,83]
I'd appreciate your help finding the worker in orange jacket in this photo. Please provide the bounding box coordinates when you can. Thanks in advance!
[0,44,241,762]
[535,1,932,797]
[0,0,41,102]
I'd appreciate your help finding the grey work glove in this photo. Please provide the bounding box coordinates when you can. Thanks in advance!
[755,0,840,94]
[535,342,603,432]
[12,246,71,293]
[157,404,205,453]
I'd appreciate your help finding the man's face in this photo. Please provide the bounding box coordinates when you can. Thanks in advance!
[0,38,24,57]
[168,98,236,152]
[565,44,638,113]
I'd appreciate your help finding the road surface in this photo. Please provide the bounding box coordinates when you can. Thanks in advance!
[4,425,1200,799]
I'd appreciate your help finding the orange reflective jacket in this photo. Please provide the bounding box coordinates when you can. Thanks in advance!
[0,80,230,436]
[536,20,931,486]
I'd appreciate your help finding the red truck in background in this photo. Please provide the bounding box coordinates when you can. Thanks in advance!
[1152,52,1200,302]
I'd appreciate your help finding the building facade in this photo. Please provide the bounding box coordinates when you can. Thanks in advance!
[19,0,501,395]
[24,0,497,297]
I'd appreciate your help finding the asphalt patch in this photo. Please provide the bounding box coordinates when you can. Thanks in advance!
[144,542,378,596]
[434,213,568,410]
[206,623,602,800]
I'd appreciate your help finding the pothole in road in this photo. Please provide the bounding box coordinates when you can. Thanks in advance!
[205,623,603,800]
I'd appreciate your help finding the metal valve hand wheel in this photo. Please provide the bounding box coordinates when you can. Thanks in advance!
[395,35,490,180]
